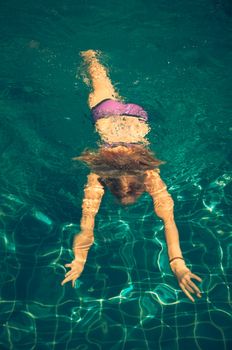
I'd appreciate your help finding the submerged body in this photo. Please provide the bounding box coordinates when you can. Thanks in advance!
[61,50,202,302]
[96,115,149,144]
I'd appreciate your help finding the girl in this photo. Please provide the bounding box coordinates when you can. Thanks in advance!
[61,50,202,302]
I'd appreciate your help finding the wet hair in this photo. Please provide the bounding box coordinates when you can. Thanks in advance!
[100,174,146,205]
[74,145,164,205]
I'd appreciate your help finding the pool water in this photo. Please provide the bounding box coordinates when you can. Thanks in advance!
[0,0,232,349]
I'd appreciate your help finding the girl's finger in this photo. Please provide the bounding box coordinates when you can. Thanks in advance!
[188,280,201,295]
[65,270,74,277]
[183,283,195,294]
[65,264,72,268]
[190,273,202,282]
[180,283,195,303]
[72,279,77,288]
[61,277,71,285]
[61,275,75,285]
[63,271,80,283]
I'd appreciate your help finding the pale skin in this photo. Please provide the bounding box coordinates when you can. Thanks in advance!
[61,50,202,302]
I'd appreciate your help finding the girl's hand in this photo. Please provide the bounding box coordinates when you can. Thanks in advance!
[171,261,202,302]
[61,258,86,287]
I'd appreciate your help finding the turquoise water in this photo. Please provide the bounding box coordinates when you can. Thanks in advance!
[0,0,232,349]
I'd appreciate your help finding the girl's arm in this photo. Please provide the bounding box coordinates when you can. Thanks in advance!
[79,172,104,233]
[145,170,202,302]
[145,170,185,270]
[61,173,104,287]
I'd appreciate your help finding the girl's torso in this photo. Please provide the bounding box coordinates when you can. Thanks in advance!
[95,115,150,145]
[92,99,150,145]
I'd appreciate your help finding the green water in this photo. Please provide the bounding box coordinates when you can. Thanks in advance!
[0,0,232,349]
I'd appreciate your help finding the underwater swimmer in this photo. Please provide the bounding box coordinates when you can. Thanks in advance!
[61,50,202,302]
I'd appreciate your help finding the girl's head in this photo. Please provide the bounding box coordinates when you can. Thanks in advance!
[74,145,164,205]
[100,174,146,205]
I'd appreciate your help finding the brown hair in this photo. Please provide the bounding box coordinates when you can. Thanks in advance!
[74,145,164,205]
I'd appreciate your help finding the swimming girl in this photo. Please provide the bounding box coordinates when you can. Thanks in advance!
[61,50,202,302]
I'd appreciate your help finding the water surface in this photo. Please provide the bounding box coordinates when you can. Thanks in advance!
[0,0,232,349]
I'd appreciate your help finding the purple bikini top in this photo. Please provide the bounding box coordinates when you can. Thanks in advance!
[91,99,148,122]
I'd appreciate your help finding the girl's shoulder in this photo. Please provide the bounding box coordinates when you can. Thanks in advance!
[144,168,163,194]
[86,172,104,187]
[145,168,160,178]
